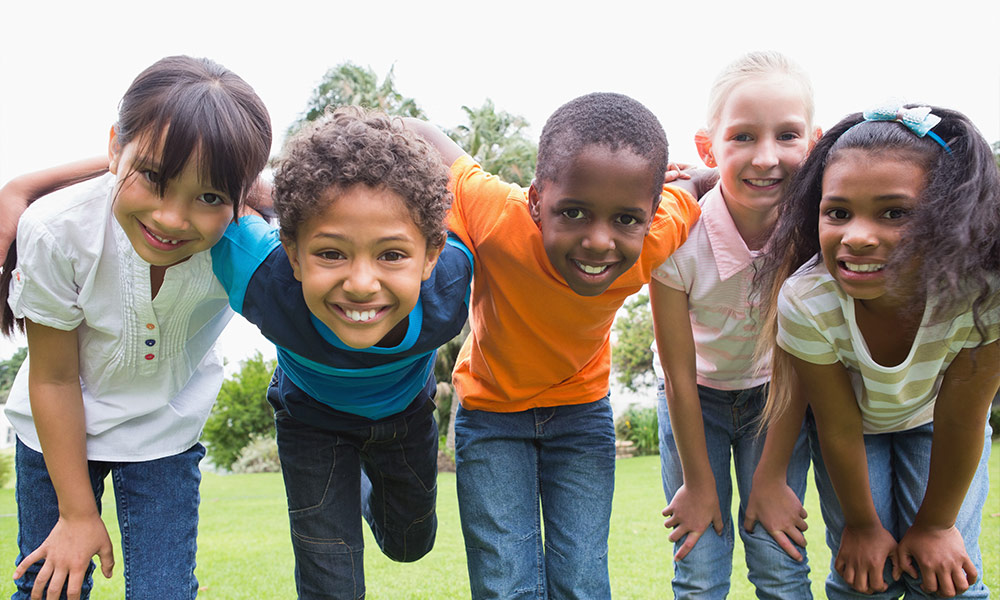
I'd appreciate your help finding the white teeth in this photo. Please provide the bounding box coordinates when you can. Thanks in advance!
[843,262,884,273]
[747,179,780,187]
[346,309,377,322]
[151,231,181,245]
[575,261,609,275]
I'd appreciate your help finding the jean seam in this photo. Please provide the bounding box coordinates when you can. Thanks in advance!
[112,465,131,598]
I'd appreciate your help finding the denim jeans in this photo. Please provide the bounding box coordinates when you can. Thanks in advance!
[13,438,204,600]
[807,415,992,599]
[657,380,813,599]
[273,397,438,600]
[454,397,616,600]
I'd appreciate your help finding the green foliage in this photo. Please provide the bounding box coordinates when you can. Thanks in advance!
[290,62,425,137]
[447,99,537,187]
[614,405,659,456]
[612,293,655,392]
[0,347,27,404]
[0,452,12,488]
[231,435,280,474]
[202,352,276,471]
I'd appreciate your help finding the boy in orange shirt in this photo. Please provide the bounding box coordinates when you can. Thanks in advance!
[408,92,700,598]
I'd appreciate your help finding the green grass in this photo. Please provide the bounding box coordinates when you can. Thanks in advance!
[1,443,998,598]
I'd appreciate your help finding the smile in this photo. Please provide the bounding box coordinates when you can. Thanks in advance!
[573,260,611,275]
[841,261,885,273]
[744,178,781,188]
[338,306,385,323]
[140,221,190,248]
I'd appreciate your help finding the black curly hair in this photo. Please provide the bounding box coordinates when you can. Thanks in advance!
[273,106,451,250]
[535,92,668,198]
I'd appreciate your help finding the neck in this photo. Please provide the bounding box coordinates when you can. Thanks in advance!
[721,195,776,251]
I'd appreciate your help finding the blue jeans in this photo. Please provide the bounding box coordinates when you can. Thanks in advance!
[454,397,616,600]
[273,397,438,600]
[13,438,203,600]
[807,415,992,599]
[658,380,813,599]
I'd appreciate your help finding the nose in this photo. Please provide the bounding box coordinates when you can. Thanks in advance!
[342,259,381,297]
[581,222,616,253]
[751,139,779,170]
[153,194,190,231]
[842,218,878,250]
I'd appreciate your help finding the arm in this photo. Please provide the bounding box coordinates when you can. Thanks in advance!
[402,118,467,166]
[12,320,114,595]
[787,350,896,594]
[744,387,809,561]
[894,339,999,597]
[650,279,723,561]
[666,167,718,200]
[0,157,109,264]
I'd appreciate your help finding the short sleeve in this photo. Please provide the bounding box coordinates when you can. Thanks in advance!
[776,280,841,365]
[446,155,524,251]
[8,214,82,330]
[210,215,282,313]
[652,255,685,291]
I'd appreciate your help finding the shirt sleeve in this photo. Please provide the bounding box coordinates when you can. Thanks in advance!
[776,280,841,365]
[446,155,524,252]
[210,215,282,314]
[8,213,82,330]
[651,255,685,291]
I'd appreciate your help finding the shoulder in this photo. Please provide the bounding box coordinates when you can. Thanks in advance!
[779,260,847,326]
[20,175,113,233]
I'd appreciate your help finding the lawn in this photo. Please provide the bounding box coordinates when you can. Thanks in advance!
[1,443,997,598]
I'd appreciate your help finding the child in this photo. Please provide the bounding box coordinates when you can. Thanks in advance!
[2,56,271,599]
[408,92,701,599]
[209,106,473,599]
[756,104,1000,599]
[650,51,820,599]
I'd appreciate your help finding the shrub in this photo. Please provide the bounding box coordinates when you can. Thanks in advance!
[203,352,276,471]
[614,405,659,456]
[231,435,281,474]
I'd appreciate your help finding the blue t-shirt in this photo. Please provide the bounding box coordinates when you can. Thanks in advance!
[211,216,473,427]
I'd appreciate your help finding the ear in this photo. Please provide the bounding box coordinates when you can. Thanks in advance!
[808,126,823,151]
[646,195,661,235]
[280,236,303,282]
[421,242,443,281]
[527,182,542,228]
[694,129,716,168]
[108,125,122,175]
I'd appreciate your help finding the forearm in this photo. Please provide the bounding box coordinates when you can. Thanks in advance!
[402,117,466,166]
[1,156,109,201]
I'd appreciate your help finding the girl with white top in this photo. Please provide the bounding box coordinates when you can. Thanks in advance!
[2,55,271,599]
[650,51,821,599]
[756,104,1000,598]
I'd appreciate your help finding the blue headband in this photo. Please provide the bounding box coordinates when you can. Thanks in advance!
[860,103,951,153]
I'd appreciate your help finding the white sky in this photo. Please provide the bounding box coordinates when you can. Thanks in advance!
[1,0,998,365]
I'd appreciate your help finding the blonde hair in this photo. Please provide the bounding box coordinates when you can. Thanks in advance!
[705,50,815,135]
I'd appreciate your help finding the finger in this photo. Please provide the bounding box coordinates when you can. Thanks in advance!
[13,548,45,579]
[661,505,673,518]
[674,531,701,561]
[869,563,888,593]
[899,551,918,580]
[963,556,978,586]
[45,568,67,600]
[890,549,902,581]
[772,532,803,562]
[711,513,724,535]
[30,560,53,600]
[921,570,939,595]
[663,515,680,530]
[98,546,115,578]
[742,514,756,532]
[668,525,690,544]
[67,568,84,600]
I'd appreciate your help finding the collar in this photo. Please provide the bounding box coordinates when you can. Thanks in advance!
[700,184,755,282]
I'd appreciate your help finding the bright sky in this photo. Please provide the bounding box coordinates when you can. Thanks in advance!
[1,0,998,365]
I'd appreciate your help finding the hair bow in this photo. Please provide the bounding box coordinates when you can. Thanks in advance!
[862,103,950,151]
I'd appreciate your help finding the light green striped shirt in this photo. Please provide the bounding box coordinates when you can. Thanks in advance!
[777,261,1000,433]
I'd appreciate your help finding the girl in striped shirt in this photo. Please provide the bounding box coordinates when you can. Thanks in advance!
[756,104,1000,599]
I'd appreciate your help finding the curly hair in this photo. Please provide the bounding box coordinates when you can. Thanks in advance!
[273,106,451,249]
[535,92,668,197]
[754,105,1000,424]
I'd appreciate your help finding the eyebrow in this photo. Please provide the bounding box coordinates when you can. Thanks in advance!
[310,232,418,244]
[821,194,915,203]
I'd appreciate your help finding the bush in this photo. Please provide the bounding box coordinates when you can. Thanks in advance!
[0,452,12,488]
[614,405,659,456]
[203,352,277,471]
[231,435,281,474]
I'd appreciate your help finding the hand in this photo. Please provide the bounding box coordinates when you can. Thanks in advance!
[835,523,897,594]
[662,483,724,561]
[744,478,808,561]
[12,514,114,600]
[895,524,977,597]
[664,162,697,184]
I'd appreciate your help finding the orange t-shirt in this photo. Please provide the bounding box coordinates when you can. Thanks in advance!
[447,155,700,412]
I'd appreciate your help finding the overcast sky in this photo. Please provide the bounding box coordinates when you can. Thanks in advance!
[1,0,997,365]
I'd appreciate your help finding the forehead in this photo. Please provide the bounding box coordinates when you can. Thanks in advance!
[822,150,927,199]
[303,184,423,236]
[715,75,811,130]
[540,145,658,211]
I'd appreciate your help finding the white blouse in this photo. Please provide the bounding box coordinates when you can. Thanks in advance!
[4,174,232,461]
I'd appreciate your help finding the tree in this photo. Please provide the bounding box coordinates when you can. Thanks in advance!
[611,293,655,392]
[202,352,276,471]
[289,62,425,137]
[447,99,537,187]
[0,347,27,404]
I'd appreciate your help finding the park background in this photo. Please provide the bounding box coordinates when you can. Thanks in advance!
[1,0,999,596]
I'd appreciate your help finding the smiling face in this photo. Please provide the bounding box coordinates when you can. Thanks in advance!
[109,129,235,267]
[528,145,659,297]
[819,149,926,312]
[282,184,441,349]
[701,75,815,220]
